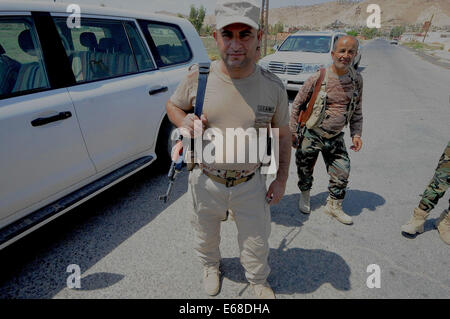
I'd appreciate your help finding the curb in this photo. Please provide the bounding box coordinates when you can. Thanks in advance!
[400,43,450,70]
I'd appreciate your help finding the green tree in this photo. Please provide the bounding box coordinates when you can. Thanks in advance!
[361,27,377,39]
[270,22,284,35]
[347,30,358,36]
[189,5,206,34]
[390,26,405,39]
[204,24,213,36]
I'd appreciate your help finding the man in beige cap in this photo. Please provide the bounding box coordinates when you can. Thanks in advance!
[166,0,290,298]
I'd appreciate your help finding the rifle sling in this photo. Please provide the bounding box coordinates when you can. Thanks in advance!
[191,63,210,153]
[194,63,210,118]
[298,68,326,128]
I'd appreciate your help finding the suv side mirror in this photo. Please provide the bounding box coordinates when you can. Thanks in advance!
[273,44,279,51]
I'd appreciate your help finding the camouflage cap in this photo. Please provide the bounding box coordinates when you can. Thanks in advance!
[215,0,260,30]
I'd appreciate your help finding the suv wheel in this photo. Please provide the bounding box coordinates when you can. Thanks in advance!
[155,118,176,169]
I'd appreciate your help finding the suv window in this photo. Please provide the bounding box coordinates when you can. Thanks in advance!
[279,35,332,53]
[124,21,155,71]
[54,18,140,83]
[0,17,50,98]
[140,21,192,67]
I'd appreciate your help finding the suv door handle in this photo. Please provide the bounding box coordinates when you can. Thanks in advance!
[31,111,72,127]
[149,86,168,95]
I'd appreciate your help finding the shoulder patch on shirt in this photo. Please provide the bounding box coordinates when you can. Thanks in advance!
[257,105,275,113]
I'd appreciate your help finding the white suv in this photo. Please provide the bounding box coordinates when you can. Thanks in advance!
[0,1,209,249]
[259,31,361,95]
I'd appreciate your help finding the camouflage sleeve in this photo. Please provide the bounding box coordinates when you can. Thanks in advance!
[350,73,363,137]
[289,72,319,133]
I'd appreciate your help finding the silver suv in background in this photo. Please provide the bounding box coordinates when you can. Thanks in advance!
[259,31,361,96]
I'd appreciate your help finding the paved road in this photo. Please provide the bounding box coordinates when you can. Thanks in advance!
[1,39,449,299]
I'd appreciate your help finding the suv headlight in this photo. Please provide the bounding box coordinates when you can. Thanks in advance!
[302,63,322,73]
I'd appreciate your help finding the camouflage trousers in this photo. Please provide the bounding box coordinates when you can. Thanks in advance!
[418,141,450,212]
[295,128,350,200]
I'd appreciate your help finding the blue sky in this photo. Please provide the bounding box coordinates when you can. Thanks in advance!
[33,0,334,15]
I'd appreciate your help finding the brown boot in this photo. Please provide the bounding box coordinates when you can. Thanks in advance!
[401,207,429,235]
[298,190,311,214]
[252,281,275,299]
[203,266,221,296]
[324,197,353,225]
[435,210,450,245]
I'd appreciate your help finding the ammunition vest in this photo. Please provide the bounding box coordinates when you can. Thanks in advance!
[306,67,359,138]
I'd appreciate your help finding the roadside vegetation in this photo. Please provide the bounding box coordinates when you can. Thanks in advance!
[402,41,445,51]
[201,37,220,61]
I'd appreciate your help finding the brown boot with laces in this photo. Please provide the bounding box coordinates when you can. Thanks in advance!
[401,207,429,235]
[435,210,450,245]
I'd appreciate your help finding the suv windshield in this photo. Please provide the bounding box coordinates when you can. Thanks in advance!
[279,35,332,53]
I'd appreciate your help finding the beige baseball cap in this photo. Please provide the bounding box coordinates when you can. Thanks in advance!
[215,0,260,30]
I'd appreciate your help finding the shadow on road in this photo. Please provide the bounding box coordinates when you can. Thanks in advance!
[270,193,310,227]
[316,190,386,216]
[78,272,125,291]
[222,199,352,295]
[270,189,385,228]
[221,245,351,295]
[0,164,189,298]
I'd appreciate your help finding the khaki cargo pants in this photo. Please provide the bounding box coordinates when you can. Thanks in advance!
[188,166,271,285]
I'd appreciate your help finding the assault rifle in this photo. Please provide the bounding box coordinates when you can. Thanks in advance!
[158,136,186,203]
[159,62,210,203]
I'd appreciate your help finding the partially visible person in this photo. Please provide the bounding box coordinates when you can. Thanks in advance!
[401,141,450,245]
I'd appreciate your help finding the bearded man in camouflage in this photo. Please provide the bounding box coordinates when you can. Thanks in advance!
[290,35,363,225]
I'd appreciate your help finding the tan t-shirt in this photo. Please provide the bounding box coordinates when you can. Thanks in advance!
[170,60,289,171]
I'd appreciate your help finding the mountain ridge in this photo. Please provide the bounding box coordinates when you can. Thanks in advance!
[202,0,450,28]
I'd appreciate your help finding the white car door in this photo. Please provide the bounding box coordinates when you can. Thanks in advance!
[53,17,171,173]
[0,16,96,222]
[138,20,197,102]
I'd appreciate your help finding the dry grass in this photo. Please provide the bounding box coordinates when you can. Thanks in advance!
[403,41,445,51]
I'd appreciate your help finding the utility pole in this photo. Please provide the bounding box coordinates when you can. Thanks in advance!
[260,0,266,55]
[264,0,269,56]
[260,0,265,28]
[422,14,434,43]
